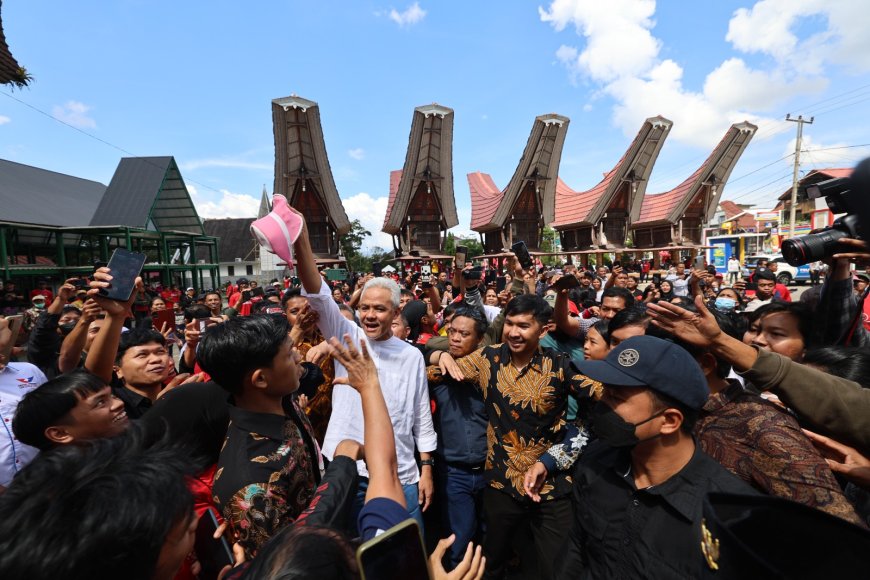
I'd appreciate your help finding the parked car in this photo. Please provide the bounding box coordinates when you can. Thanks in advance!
[742,254,810,285]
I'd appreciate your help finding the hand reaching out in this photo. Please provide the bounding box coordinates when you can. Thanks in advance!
[430,535,485,580]
[803,429,870,488]
[646,294,722,347]
[327,334,379,394]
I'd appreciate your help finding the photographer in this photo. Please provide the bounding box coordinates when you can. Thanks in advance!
[816,238,870,347]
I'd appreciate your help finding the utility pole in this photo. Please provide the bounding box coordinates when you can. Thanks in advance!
[786,114,814,239]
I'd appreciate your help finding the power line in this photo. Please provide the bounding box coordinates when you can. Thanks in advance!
[0,90,234,198]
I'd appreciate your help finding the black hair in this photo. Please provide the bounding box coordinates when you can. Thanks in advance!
[400,288,415,298]
[12,370,107,450]
[0,429,194,580]
[450,306,489,338]
[281,287,304,308]
[197,314,290,395]
[601,287,634,309]
[441,302,460,321]
[242,524,357,579]
[803,347,870,387]
[504,294,551,325]
[648,389,698,435]
[60,305,81,316]
[748,302,819,348]
[204,290,222,302]
[755,268,776,282]
[608,308,649,337]
[150,296,166,308]
[116,327,166,364]
[589,319,610,343]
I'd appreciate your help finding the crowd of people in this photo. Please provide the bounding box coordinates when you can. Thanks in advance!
[1,208,869,579]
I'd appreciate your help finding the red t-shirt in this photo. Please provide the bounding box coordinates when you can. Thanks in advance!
[161,289,182,307]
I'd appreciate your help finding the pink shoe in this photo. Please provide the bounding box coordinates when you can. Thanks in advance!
[250,194,304,268]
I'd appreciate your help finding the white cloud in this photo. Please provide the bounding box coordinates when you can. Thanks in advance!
[348,148,366,160]
[52,101,96,129]
[342,192,392,251]
[188,184,260,219]
[0,115,9,125]
[180,158,271,171]
[726,0,870,74]
[389,2,426,27]
[540,0,858,148]
[542,0,659,83]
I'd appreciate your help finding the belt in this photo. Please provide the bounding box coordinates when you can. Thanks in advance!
[445,461,486,471]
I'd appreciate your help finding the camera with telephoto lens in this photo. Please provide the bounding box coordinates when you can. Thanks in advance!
[782,169,867,266]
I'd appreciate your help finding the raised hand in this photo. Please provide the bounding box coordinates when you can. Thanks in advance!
[327,334,379,393]
[646,294,722,347]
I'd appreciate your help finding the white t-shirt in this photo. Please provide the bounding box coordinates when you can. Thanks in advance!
[303,282,437,485]
[727,259,740,273]
[0,362,47,487]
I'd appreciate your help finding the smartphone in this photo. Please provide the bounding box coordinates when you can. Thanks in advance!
[496,276,507,293]
[693,255,706,271]
[240,290,252,303]
[194,508,234,580]
[0,315,23,362]
[613,261,621,269]
[421,264,432,284]
[652,273,662,286]
[73,278,89,289]
[511,241,534,270]
[98,249,146,302]
[462,266,484,281]
[372,261,383,277]
[455,245,468,268]
[551,275,580,292]
[152,309,176,334]
[357,519,430,580]
[251,286,265,298]
[485,270,497,285]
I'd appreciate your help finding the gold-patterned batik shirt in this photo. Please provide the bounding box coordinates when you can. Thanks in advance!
[454,343,596,501]
[213,396,322,559]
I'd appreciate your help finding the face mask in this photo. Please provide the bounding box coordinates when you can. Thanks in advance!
[714,297,737,311]
[590,401,665,448]
[59,322,77,335]
[33,302,45,310]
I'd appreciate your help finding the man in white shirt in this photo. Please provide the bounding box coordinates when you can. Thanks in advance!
[666,263,690,297]
[291,210,437,531]
[727,256,741,285]
[0,317,48,491]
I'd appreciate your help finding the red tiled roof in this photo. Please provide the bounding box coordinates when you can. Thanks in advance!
[777,168,852,200]
[382,170,403,230]
[552,172,614,227]
[468,171,504,230]
[635,164,705,225]
[552,115,673,229]
[719,200,744,219]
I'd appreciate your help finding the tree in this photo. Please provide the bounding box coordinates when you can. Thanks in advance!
[339,220,371,273]
[539,226,559,266]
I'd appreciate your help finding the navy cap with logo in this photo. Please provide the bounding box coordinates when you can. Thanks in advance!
[574,335,709,410]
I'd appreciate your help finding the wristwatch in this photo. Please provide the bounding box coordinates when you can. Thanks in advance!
[420,458,435,468]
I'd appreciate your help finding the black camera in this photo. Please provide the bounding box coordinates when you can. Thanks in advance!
[782,175,864,266]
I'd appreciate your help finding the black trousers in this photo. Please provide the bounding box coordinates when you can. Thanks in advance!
[482,487,573,580]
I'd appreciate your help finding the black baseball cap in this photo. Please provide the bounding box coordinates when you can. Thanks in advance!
[574,335,709,410]
[235,278,250,286]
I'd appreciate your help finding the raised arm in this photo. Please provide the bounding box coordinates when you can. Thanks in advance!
[290,208,324,296]
[84,268,142,384]
[58,299,100,373]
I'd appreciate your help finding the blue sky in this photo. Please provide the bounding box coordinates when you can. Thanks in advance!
[2,0,869,250]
